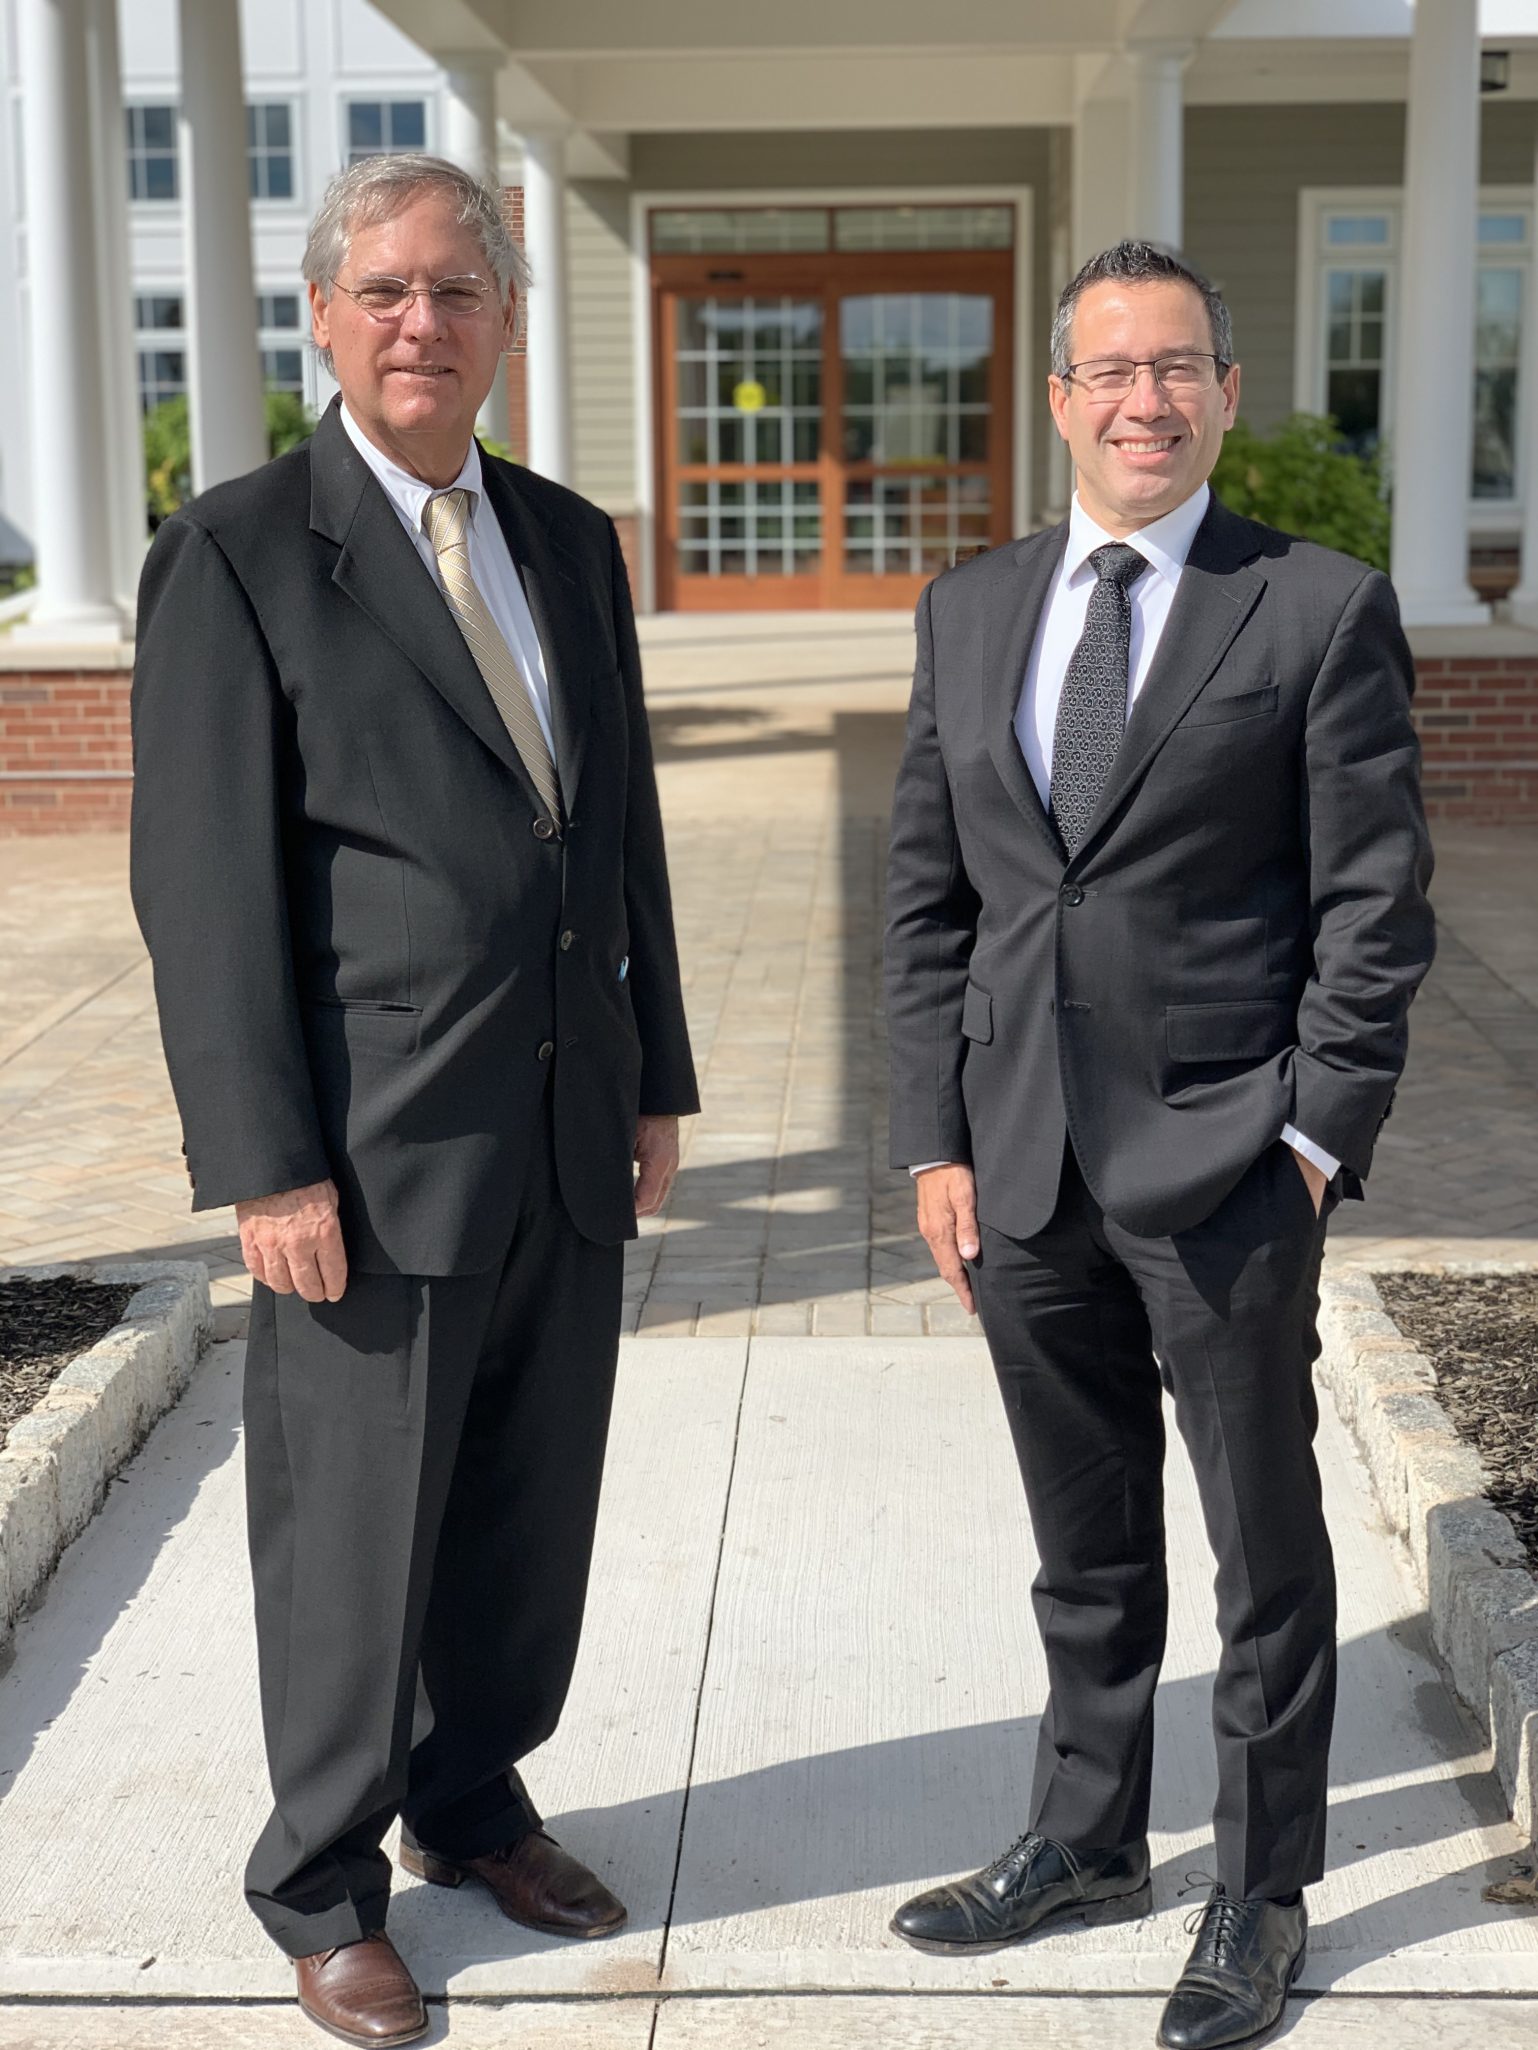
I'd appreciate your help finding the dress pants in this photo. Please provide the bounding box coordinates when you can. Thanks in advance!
[241,1090,624,1956]
[970,1138,1337,1901]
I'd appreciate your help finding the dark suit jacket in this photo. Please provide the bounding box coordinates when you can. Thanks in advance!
[884,494,1435,1241]
[131,398,698,1276]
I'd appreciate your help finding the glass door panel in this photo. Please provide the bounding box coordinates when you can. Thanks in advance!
[837,291,996,583]
[668,294,824,599]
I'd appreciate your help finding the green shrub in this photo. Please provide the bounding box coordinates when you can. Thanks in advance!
[143,396,191,523]
[143,389,317,524]
[1211,412,1390,571]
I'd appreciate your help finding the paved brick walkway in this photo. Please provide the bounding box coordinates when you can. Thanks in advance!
[1,613,1535,1332]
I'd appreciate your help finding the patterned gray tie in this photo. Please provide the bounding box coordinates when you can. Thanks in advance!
[1048,542,1149,856]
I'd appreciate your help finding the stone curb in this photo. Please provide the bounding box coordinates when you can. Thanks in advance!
[0,1262,212,1654]
[1318,1271,1538,1839]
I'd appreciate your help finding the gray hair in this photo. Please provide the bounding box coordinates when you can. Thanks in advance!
[303,153,531,374]
[1050,240,1233,378]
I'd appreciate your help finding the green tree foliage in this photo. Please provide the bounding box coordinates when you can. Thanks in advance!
[143,390,317,525]
[1210,412,1390,571]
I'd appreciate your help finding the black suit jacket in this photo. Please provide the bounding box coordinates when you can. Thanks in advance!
[884,494,1435,1240]
[131,399,698,1275]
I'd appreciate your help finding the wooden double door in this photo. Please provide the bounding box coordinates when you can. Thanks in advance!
[653,247,1015,610]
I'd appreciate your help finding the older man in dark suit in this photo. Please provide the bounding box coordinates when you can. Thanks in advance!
[884,242,1434,2050]
[131,155,697,2047]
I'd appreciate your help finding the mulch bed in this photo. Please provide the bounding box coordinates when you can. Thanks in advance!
[0,1276,137,1452]
[1375,1271,1538,1571]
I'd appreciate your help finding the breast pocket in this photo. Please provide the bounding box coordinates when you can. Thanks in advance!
[1175,683,1279,730]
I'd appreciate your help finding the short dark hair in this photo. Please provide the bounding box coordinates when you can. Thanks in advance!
[1051,240,1234,378]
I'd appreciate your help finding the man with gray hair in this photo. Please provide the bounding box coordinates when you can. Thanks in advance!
[884,241,1433,2048]
[131,155,697,2045]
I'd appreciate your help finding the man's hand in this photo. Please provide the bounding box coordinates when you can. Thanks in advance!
[916,1164,980,1315]
[1289,1147,1328,1217]
[235,1179,348,1302]
[635,1114,680,1218]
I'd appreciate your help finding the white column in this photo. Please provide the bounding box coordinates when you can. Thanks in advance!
[1507,126,1538,628]
[442,52,510,447]
[85,0,146,620]
[1389,0,1488,627]
[15,0,120,640]
[519,130,574,486]
[1073,77,1134,271]
[1126,40,1192,252]
[179,0,267,492]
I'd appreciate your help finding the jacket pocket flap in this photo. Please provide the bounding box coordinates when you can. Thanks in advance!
[1166,999,1293,1062]
[961,982,994,1044]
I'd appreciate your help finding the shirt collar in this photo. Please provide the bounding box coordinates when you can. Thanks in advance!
[339,401,482,538]
[1062,481,1211,589]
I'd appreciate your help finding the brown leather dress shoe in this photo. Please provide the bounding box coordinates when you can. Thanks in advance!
[400,1829,628,1939]
[294,1931,427,2047]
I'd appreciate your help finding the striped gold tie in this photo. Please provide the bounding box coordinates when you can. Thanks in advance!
[422,488,563,825]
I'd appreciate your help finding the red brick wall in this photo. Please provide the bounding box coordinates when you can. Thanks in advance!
[5,651,1535,834]
[0,671,133,834]
[1412,657,1538,824]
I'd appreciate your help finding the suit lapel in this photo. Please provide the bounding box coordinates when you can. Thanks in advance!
[479,458,593,814]
[1070,498,1266,865]
[308,404,546,816]
[985,523,1070,861]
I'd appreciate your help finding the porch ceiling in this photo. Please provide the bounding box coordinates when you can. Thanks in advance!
[388,0,1237,58]
[373,0,1538,145]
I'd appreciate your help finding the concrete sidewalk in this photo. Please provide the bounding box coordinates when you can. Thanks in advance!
[0,1334,1535,2043]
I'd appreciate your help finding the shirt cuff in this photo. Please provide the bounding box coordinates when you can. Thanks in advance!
[908,1161,955,1176]
[1280,1124,1342,1181]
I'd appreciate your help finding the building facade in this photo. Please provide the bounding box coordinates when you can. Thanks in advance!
[0,0,451,567]
[2,0,1538,829]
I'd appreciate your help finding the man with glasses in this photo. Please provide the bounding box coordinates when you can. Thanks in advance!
[885,241,1433,2048]
[131,156,697,2046]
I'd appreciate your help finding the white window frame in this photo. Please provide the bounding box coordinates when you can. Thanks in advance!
[256,288,307,408]
[247,97,301,208]
[125,99,180,206]
[339,93,432,169]
[1296,185,1533,534]
[133,287,187,413]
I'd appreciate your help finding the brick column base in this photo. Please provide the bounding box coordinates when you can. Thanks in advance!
[1413,656,1538,823]
[6,647,1535,834]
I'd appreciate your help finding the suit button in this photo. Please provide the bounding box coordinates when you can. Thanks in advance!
[533,817,557,840]
[1060,884,1085,906]
[560,929,577,951]
[537,1040,555,1061]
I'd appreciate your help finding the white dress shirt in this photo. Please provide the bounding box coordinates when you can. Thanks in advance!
[339,403,558,760]
[913,481,1340,1183]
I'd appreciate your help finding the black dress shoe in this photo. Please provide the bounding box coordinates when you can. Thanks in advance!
[890,1831,1151,1955]
[1158,1887,1307,2049]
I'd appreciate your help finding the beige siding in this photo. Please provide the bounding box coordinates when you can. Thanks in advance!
[568,180,637,515]
[1186,101,1538,434]
[567,104,1538,531]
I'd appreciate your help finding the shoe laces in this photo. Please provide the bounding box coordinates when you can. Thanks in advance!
[1179,1874,1250,1964]
[982,1830,1047,1882]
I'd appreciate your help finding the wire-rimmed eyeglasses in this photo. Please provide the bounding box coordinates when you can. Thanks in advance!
[331,274,498,320]
[1061,353,1228,398]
